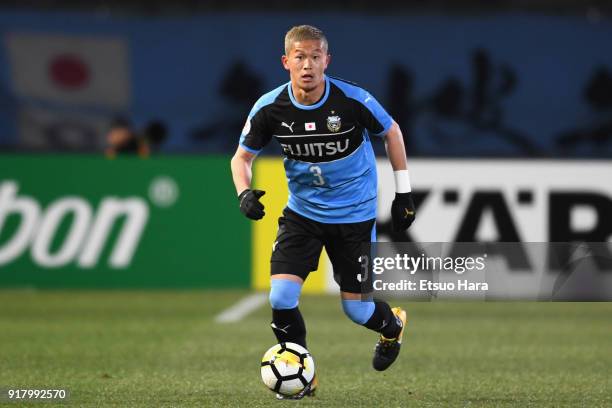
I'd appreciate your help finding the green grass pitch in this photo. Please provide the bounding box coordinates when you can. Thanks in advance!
[0,290,610,407]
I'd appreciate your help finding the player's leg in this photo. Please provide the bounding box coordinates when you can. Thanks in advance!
[340,291,403,341]
[269,270,319,400]
[269,209,323,399]
[269,269,308,348]
[269,208,324,349]
[340,291,406,371]
[325,220,406,371]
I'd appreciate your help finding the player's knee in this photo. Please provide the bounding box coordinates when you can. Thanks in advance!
[269,278,302,310]
[342,299,375,325]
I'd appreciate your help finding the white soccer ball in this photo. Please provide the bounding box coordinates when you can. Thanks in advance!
[260,342,315,396]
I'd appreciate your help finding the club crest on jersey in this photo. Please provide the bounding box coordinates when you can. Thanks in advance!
[326,115,341,132]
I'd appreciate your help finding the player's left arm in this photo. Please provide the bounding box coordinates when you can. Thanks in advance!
[383,121,416,232]
[384,121,408,172]
[353,86,416,231]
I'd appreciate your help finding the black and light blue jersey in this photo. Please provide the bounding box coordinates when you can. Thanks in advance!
[239,75,393,223]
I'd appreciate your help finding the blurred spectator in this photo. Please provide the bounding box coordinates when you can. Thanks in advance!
[556,66,612,152]
[191,60,263,151]
[105,117,168,158]
[143,120,168,153]
[105,116,149,158]
[386,64,418,155]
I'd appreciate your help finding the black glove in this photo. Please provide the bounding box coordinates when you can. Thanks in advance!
[238,189,266,220]
[391,192,416,232]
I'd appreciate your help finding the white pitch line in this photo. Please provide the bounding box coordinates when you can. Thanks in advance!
[215,292,268,323]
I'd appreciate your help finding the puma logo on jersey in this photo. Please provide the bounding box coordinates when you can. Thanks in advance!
[281,121,295,133]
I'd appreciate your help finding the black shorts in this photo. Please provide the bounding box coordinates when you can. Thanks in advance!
[270,207,375,294]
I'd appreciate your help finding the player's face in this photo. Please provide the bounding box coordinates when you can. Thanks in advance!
[282,40,330,92]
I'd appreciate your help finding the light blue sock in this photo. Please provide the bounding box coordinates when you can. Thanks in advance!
[341,299,375,325]
[269,279,302,309]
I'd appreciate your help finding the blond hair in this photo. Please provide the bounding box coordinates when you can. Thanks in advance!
[284,25,328,55]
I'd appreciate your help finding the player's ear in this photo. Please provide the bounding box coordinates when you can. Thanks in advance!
[325,53,331,69]
[281,55,290,71]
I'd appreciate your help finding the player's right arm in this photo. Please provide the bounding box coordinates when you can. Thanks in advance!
[231,146,266,220]
[231,94,275,220]
[231,146,257,196]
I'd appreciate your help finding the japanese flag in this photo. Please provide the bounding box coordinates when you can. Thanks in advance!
[5,32,130,108]
[305,122,316,131]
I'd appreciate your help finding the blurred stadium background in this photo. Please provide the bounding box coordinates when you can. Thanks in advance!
[0,1,611,406]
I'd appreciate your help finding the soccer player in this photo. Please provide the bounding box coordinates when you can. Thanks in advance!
[230,25,416,398]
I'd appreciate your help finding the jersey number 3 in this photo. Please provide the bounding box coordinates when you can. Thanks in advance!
[309,165,326,186]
